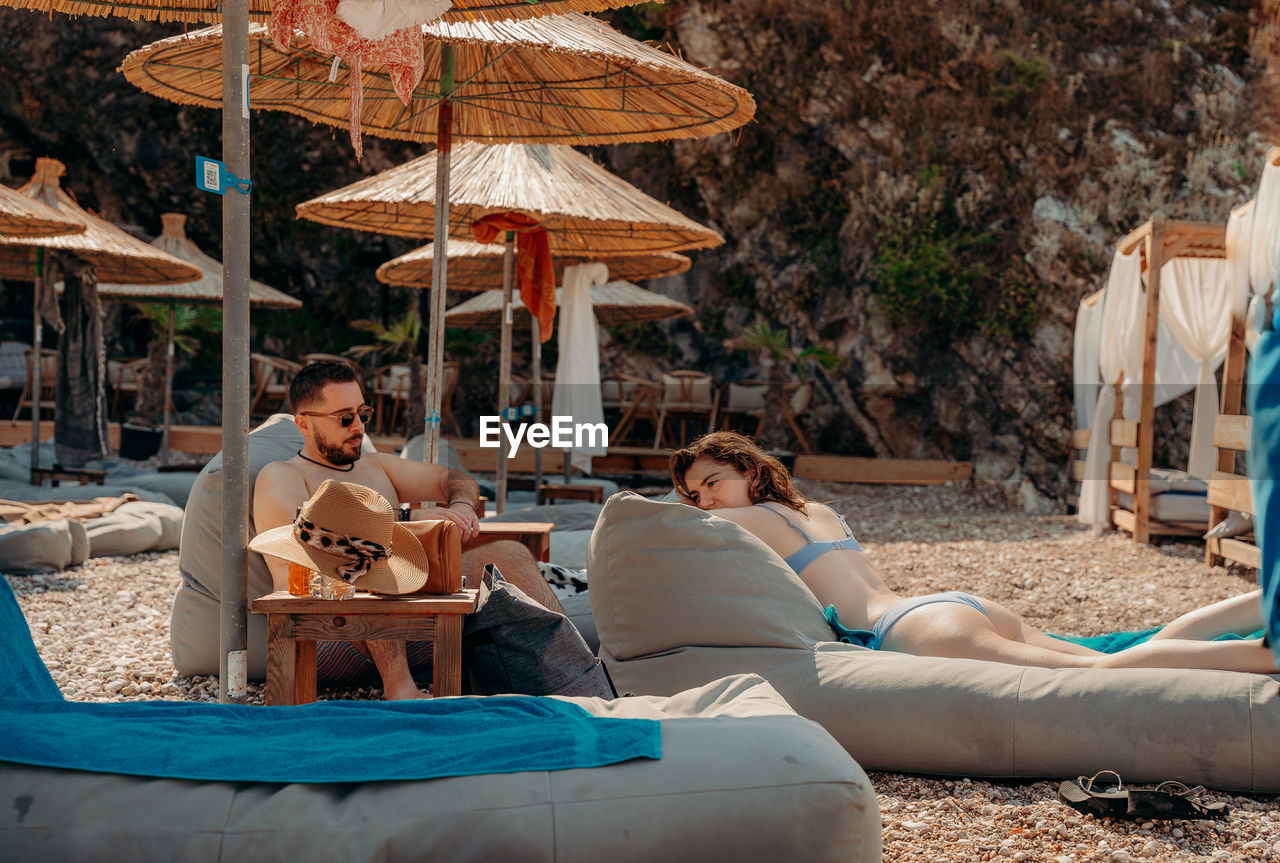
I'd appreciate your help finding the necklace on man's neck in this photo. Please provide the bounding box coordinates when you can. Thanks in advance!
[297,450,355,472]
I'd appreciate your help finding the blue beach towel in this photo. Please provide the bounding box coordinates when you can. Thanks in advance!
[1249,302,1280,666]
[0,578,660,783]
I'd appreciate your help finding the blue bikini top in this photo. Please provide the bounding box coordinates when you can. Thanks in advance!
[754,501,862,574]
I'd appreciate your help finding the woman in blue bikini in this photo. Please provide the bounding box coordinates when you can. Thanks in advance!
[671,432,1276,673]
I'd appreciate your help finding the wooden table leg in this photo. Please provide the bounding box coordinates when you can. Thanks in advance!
[295,639,317,705]
[265,614,296,706]
[434,614,463,697]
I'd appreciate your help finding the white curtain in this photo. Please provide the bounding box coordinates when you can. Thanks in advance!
[1159,257,1232,479]
[1073,297,1104,430]
[1227,200,1255,321]
[551,262,609,475]
[1249,154,1280,302]
[1079,248,1143,529]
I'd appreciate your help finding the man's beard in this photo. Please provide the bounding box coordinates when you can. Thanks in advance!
[315,432,362,466]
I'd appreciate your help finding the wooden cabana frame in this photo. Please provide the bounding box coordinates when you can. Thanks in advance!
[1204,303,1257,568]
[1106,215,1227,544]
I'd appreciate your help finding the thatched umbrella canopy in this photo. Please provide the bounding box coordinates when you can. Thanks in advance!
[377,239,690,289]
[297,143,724,254]
[97,213,300,307]
[0,0,651,24]
[446,278,691,327]
[95,213,301,461]
[0,159,202,285]
[0,182,83,239]
[121,17,754,147]
[0,158,201,476]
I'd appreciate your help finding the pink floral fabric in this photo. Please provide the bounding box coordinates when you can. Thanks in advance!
[270,0,425,159]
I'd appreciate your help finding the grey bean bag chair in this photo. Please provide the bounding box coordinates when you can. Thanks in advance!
[171,415,304,679]
[588,493,1280,793]
[0,517,87,574]
[1,672,881,863]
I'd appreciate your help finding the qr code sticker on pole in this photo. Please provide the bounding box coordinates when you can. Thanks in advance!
[196,156,225,195]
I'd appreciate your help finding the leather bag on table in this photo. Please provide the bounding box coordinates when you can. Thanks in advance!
[402,519,463,594]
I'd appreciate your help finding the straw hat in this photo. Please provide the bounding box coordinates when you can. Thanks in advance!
[249,480,430,595]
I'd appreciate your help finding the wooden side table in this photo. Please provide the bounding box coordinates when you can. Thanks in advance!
[475,521,554,562]
[539,483,603,505]
[31,466,107,487]
[251,589,478,705]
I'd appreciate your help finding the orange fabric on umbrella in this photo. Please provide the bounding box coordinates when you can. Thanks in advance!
[472,213,556,342]
[269,0,426,160]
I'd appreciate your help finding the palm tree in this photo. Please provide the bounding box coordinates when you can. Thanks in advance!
[130,302,221,429]
[725,320,840,452]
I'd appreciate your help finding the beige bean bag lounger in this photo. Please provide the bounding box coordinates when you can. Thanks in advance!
[0,672,881,862]
[589,493,1280,793]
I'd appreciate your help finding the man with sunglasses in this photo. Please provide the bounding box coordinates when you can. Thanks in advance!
[253,361,564,700]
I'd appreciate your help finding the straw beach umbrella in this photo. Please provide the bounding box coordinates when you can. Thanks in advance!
[0,183,83,239]
[297,144,726,254]
[446,278,692,327]
[376,240,691,289]
[97,213,301,461]
[0,158,201,475]
[123,20,751,465]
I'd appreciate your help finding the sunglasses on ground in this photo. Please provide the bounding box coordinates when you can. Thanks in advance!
[298,406,374,427]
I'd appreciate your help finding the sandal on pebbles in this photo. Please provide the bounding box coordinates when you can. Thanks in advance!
[1057,771,1230,820]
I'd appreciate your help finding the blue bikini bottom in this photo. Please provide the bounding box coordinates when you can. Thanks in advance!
[824,591,989,650]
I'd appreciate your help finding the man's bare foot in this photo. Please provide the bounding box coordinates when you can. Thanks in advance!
[382,682,431,700]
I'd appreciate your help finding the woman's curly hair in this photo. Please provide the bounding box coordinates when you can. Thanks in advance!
[670,431,806,511]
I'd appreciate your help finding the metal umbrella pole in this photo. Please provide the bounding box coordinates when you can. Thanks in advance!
[219,0,250,705]
[422,49,455,468]
[532,316,543,493]
[29,248,43,479]
[160,298,175,465]
[495,232,514,512]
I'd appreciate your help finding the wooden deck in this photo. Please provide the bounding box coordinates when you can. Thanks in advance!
[1,421,972,486]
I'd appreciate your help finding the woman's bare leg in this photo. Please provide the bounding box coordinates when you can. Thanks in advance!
[879,601,1276,672]
[1148,590,1263,641]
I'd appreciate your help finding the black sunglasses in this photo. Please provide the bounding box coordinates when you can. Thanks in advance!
[298,405,374,427]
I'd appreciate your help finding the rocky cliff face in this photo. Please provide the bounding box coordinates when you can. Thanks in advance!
[597,0,1278,507]
[0,1,1275,506]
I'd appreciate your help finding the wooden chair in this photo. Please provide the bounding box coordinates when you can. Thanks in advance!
[371,363,411,435]
[302,353,362,372]
[11,348,56,421]
[782,380,817,454]
[716,380,767,436]
[107,357,148,420]
[1205,311,1257,569]
[653,371,717,449]
[610,374,661,445]
[250,353,302,416]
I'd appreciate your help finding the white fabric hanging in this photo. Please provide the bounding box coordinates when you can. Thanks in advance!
[551,263,609,475]
[337,0,451,40]
[1079,248,1143,529]
[1227,200,1255,320]
[1159,257,1232,479]
[1073,296,1104,430]
[1249,152,1280,301]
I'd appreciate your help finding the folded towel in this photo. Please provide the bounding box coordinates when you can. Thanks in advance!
[0,578,660,783]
